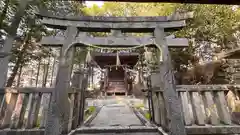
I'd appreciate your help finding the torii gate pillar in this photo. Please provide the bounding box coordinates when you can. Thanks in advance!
[153,27,186,135]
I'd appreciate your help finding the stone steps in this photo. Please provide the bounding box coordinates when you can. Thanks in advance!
[86,97,144,107]
[71,98,163,135]
[69,126,161,135]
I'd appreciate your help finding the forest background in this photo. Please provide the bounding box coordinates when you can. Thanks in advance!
[0,0,240,88]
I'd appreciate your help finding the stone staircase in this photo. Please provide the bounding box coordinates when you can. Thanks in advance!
[69,126,161,135]
[86,96,145,107]
[107,80,126,95]
[74,97,163,135]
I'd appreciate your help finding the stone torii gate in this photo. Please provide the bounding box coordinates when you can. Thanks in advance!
[1,1,240,135]
[36,11,191,135]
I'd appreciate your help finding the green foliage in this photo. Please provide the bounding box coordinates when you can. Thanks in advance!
[84,106,96,120]
[82,2,176,16]
[89,106,96,112]
[80,3,240,84]
[134,103,150,120]
[134,103,144,109]
[144,112,150,120]
[2,1,240,85]
[0,0,84,86]
[173,4,240,75]
[175,4,240,49]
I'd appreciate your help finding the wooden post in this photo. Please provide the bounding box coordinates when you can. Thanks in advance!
[150,71,161,125]
[50,57,56,87]
[44,26,78,135]
[0,0,31,88]
[79,72,88,125]
[124,70,128,96]
[104,69,108,96]
[37,58,51,129]
[16,65,23,87]
[71,69,84,129]
[30,66,34,87]
[42,57,50,87]
[35,60,41,87]
[154,27,186,135]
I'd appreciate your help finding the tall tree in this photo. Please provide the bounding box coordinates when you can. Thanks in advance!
[81,2,240,84]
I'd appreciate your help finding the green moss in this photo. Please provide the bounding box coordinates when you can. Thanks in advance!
[36,116,41,128]
[84,106,96,120]
[134,103,144,109]
[133,104,150,120]
[144,112,150,120]
[89,106,96,112]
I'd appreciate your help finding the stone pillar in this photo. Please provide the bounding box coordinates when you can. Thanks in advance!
[79,71,88,125]
[104,68,109,96]
[154,27,186,135]
[150,71,161,125]
[45,26,78,135]
[71,69,86,128]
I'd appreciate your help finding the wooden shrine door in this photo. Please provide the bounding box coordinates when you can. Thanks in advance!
[106,67,127,96]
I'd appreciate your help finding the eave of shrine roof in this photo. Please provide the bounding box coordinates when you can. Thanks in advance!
[93,52,139,57]
[93,52,139,68]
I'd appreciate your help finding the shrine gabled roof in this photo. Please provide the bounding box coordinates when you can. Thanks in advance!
[93,52,139,68]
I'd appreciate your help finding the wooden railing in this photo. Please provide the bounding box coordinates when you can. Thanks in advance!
[0,87,85,134]
[152,85,240,135]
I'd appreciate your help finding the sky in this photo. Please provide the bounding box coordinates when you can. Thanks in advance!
[85,1,104,7]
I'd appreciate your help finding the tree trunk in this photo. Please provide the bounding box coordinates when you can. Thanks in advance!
[6,58,21,87]
[0,0,30,88]
[5,33,31,87]
[0,0,10,29]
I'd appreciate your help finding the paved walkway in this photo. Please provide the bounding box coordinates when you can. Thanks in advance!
[86,96,145,107]
[74,97,160,135]
[75,133,159,135]
[89,97,143,127]
[90,104,142,127]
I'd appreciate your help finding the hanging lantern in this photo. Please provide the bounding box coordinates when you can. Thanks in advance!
[116,51,121,70]
[85,49,92,64]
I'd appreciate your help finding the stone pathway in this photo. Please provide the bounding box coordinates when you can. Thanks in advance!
[75,133,159,135]
[89,103,142,127]
[73,97,160,135]
[86,96,145,107]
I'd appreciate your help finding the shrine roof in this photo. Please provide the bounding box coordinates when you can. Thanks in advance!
[93,52,139,68]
